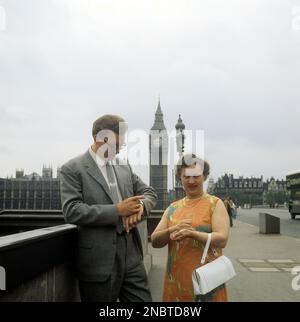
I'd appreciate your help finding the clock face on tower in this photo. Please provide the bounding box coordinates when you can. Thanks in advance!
[153,137,160,147]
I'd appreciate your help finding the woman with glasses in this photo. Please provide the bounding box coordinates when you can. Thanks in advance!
[151,154,230,302]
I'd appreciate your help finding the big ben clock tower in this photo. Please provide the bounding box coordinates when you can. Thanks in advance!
[149,99,169,210]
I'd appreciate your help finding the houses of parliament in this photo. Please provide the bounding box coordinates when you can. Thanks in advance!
[0,101,185,212]
[0,101,287,211]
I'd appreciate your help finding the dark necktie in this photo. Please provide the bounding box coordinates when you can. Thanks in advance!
[105,161,124,234]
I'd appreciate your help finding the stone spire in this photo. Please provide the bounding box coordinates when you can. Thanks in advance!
[175,114,185,131]
[176,114,185,155]
[151,98,166,131]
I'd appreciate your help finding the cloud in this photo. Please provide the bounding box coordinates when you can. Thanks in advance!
[0,0,299,185]
[206,136,300,180]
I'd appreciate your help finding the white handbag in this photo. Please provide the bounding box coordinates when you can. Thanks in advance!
[192,233,236,296]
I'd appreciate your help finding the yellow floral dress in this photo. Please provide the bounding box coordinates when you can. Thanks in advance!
[162,193,228,302]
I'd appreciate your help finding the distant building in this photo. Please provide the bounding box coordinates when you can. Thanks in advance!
[207,177,215,195]
[213,173,287,206]
[174,114,185,200]
[0,167,61,211]
[263,177,288,205]
[149,100,169,210]
[264,177,287,192]
[42,165,53,179]
[214,173,264,205]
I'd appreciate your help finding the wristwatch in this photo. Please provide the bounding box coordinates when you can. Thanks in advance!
[139,200,145,216]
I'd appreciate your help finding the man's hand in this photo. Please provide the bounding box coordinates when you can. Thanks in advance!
[116,195,144,217]
[124,204,144,233]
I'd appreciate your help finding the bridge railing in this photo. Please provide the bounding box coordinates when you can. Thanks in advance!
[0,210,163,301]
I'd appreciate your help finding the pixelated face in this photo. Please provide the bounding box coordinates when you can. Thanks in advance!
[181,163,204,197]
[94,130,126,161]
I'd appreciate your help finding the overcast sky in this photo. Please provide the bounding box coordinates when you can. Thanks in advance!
[0,0,300,187]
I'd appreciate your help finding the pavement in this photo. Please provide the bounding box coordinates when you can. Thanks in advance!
[235,208,300,239]
[147,217,300,302]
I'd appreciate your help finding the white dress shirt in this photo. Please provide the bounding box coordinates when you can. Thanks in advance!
[89,146,123,202]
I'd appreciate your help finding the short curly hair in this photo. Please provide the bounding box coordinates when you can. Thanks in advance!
[176,153,210,180]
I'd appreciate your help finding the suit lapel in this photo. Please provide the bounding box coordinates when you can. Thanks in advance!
[83,151,114,202]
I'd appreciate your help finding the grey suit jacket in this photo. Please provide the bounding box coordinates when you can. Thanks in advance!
[60,150,157,282]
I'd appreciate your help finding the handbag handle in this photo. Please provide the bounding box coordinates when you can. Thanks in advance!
[200,233,212,264]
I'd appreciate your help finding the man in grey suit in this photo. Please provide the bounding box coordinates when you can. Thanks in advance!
[60,114,157,302]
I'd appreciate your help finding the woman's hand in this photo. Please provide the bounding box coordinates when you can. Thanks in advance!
[170,227,195,241]
[168,219,195,241]
[168,219,193,235]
